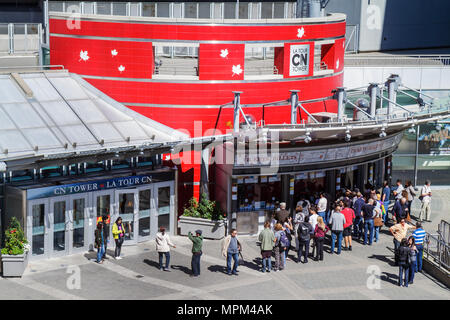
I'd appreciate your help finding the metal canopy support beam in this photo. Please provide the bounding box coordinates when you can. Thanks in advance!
[336,87,346,122]
[368,83,379,118]
[386,74,400,119]
[290,90,299,124]
[233,91,242,133]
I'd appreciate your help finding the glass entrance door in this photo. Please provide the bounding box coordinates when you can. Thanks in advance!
[28,200,49,259]
[69,195,89,254]
[94,191,114,251]
[137,187,151,242]
[154,182,174,235]
[116,190,138,245]
[49,197,69,257]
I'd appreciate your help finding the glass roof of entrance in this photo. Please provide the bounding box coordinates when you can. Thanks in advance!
[0,70,188,161]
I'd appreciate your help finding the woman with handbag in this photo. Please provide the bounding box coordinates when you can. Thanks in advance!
[373,206,383,243]
[112,217,125,260]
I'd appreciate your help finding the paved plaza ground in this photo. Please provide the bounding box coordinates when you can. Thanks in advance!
[1,189,449,300]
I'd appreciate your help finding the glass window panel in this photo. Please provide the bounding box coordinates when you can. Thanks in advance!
[119,193,135,240]
[91,96,133,122]
[0,79,27,103]
[65,2,81,13]
[53,201,66,252]
[129,3,140,16]
[48,77,88,100]
[198,3,210,18]
[224,2,236,19]
[158,214,170,232]
[185,2,197,18]
[2,103,44,128]
[59,124,98,144]
[273,2,285,18]
[83,2,95,14]
[23,77,61,102]
[250,3,259,19]
[39,101,80,125]
[13,24,25,35]
[158,187,171,215]
[0,130,32,152]
[97,195,111,219]
[49,1,64,12]
[139,189,151,238]
[73,198,85,248]
[173,3,183,18]
[96,2,111,15]
[286,2,296,18]
[22,127,62,148]
[157,3,170,17]
[69,99,108,123]
[0,108,16,129]
[212,3,223,19]
[239,2,249,19]
[112,2,127,16]
[90,122,124,141]
[142,3,156,17]
[113,121,147,140]
[32,203,45,256]
[418,123,450,154]
[261,2,273,19]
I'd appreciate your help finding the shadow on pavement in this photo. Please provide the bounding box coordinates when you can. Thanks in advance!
[170,264,192,275]
[207,265,228,274]
[367,254,396,266]
[381,272,399,285]
[143,258,162,270]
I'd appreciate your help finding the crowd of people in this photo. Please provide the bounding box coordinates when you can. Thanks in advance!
[256,179,432,287]
[92,179,433,287]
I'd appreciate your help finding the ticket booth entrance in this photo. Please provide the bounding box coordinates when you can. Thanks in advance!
[6,170,175,260]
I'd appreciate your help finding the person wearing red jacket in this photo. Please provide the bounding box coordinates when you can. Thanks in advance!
[341,200,355,251]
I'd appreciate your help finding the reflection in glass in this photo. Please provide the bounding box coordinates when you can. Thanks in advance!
[32,204,45,255]
[73,198,85,248]
[53,201,66,252]
[119,193,134,240]
[139,189,151,238]
[158,187,171,232]
[97,195,110,222]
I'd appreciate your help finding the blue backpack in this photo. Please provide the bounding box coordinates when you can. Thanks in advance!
[279,231,290,248]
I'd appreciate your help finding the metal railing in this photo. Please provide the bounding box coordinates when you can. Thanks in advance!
[424,232,449,271]
[345,55,450,67]
[438,219,450,247]
[154,65,198,76]
[0,23,43,54]
[345,24,359,54]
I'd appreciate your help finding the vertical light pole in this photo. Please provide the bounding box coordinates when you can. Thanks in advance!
[233,91,243,133]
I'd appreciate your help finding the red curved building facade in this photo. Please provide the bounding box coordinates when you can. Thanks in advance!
[49,11,346,208]
[49,12,345,136]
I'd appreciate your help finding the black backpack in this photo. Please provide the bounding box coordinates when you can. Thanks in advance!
[298,223,310,241]
[398,246,411,266]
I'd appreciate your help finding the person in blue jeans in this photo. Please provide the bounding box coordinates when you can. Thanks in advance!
[362,199,375,245]
[381,181,391,223]
[412,222,426,272]
[398,238,411,287]
[329,205,346,254]
[408,236,418,285]
[94,222,106,264]
[222,229,241,275]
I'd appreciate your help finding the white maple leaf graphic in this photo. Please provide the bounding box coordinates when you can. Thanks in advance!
[336,59,340,70]
[232,64,243,76]
[118,65,125,73]
[111,49,118,57]
[79,50,89,61]
[297,27,305,38]
[220,49,229,59]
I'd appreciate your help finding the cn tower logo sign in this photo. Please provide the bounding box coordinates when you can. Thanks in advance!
[289,44,310,76]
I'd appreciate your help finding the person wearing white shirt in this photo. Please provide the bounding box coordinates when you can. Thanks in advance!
[419,180,432,222]
[155,227,176,271]
[317,193,328,224]
[393,180,404,200]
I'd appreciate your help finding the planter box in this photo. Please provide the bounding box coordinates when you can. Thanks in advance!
[179,216,226,240]
[1,251,29,277]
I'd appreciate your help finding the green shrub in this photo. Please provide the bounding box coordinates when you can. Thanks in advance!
[1,217,29,255]
[183,193,225,221]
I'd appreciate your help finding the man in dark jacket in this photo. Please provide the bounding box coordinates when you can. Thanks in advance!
[362,199,375,245]
[297,216,314,263]
[393,197,408,223]
[188,230,204,277]
[101,215,110,259]
[352,192,365,240]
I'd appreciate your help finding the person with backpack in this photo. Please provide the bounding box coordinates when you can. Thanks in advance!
[329,205,346,254]
[94,222,107,264]
[274,223,289,271]
[297,215,314,263]
[408,236,418,285]
[293,206,305,255]
[398,238,411,287]
[389,219,416,266]
[155,226,176,271]
[314,216,329,261]
[258,221,276,273]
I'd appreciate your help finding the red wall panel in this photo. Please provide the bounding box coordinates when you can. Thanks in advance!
[334,38,345,72]
[50,37,153,79]
[49,18,345,42]
[199,43,245,80]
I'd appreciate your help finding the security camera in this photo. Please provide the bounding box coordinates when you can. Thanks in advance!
[345,133,351,142]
